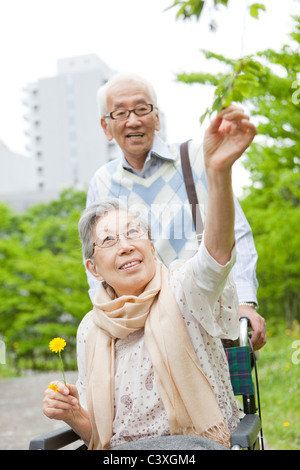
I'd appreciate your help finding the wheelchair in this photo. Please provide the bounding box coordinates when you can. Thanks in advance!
[29,317,263,451]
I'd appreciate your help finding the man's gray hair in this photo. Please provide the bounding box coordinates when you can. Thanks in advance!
[96,72,158,117]
[78,198,150,260]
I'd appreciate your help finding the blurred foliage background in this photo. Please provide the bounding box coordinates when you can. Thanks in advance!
[179,17,300,328]
[174,7,300,448]
[0,0,300,450]
[0,189,91,372]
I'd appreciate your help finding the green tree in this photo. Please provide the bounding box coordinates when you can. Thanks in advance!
[175,15,300,326]
[0,189,91,371]
[241,33,300,326]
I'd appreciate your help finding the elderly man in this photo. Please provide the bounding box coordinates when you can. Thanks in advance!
[86,73,266,350]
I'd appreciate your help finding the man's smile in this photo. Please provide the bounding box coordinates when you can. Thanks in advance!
[126,133,145,139]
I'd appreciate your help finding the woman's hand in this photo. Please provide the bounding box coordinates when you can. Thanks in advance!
[43,381,92,444]
[204,105,257,172]
[43,381,80,421]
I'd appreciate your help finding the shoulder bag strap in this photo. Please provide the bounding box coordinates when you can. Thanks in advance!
[180,141,204,236]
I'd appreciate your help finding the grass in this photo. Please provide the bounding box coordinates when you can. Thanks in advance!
[0,360,19,380]
[257,321,300,450]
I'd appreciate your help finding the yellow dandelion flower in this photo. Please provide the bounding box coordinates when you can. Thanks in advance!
[48,383,59,393]
[48,336,75,419]
[48,337,67,387]
[283,422,290,427]
[49,337,66,354]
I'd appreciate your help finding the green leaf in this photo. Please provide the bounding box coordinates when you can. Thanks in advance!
[165,0,205,21]
[200,108,210,124]
[249,3,266,19]
[214,0,230,6]
[192,0,205,19]
[166,0,265,22]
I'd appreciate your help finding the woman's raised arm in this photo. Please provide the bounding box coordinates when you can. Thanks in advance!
[203,106,256,265]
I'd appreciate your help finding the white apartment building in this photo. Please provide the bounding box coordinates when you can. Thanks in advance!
[23,54,119,196]
[0,140,37,211]
[1,54,166,211]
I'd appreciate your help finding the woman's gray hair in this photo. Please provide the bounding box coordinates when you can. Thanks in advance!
[78,198,150,260]
[96,72,158,117]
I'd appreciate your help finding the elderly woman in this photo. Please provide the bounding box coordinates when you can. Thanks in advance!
[43,106,256,450]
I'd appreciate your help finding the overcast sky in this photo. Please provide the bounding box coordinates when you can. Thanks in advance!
[0,0,298,194]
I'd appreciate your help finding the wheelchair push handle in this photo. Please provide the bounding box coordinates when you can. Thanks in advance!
[239,317,250,347]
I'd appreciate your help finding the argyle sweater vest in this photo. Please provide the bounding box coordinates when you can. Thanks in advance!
[93,140,208,267]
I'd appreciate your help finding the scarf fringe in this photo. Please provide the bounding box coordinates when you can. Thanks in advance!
[200,423,231,449]
[179,422,231,449]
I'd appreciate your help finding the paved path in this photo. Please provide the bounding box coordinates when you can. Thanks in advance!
[0,371,78,450]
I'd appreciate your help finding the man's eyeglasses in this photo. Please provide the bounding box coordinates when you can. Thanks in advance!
[104,104,154,121]
[92,226,147,252]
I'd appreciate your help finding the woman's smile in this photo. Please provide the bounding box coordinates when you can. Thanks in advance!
[118,259,142,271]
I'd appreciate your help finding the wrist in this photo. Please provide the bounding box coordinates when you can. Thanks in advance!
[65,407,91,443]
[205,164,233,182]
[205,167,233,201]
[239,301,258,311]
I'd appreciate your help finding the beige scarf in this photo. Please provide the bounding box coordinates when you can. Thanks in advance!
[85,260,230,450]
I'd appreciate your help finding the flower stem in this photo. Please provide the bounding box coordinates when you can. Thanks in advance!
[59,350,75,419]
[59,351,67,385]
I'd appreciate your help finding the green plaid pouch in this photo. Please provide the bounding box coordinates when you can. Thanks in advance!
[225,346,254,396]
